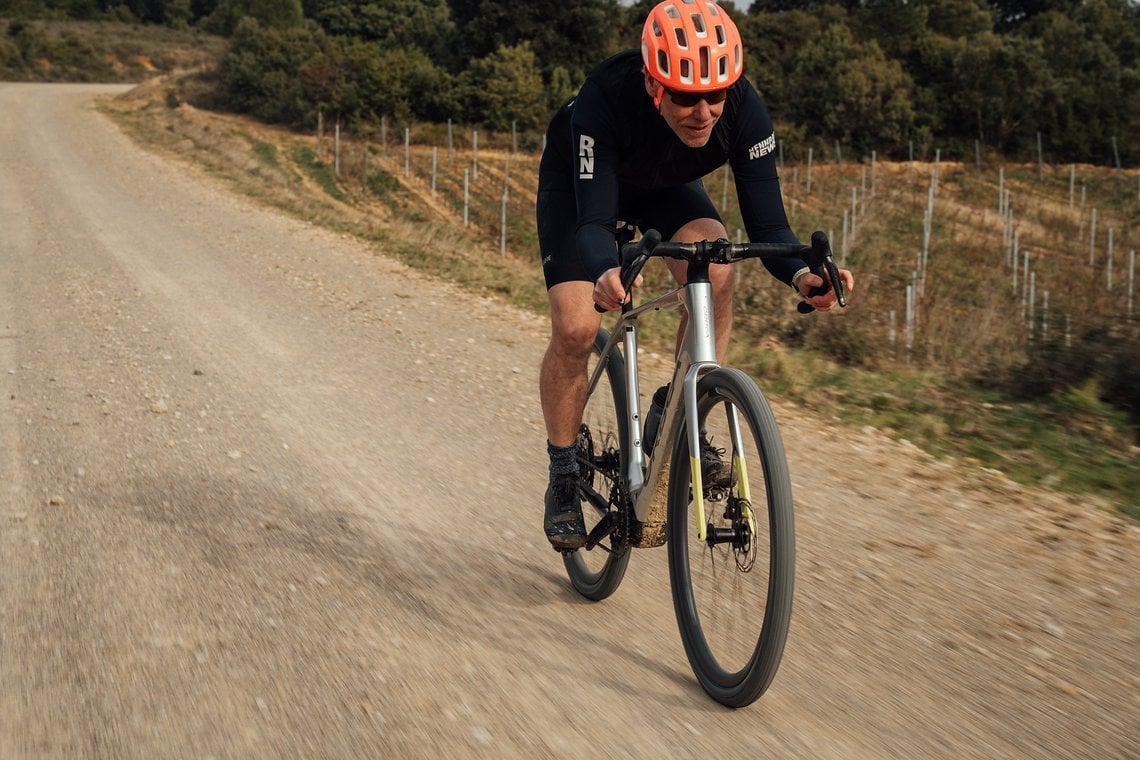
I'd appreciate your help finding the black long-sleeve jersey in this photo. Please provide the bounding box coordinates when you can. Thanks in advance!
[538,49,805,284]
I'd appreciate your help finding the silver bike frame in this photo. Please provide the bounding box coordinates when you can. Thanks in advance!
[586,278,724,538]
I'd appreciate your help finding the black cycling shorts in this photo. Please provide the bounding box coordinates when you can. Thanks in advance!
[536,177,722,289]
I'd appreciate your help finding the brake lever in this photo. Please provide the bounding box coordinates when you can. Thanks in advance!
[796,231,846,314]
[595,229,661,313]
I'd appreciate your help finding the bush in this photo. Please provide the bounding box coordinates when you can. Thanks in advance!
[978,324,1140,438]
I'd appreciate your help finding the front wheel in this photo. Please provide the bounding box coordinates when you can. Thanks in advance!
[666,368,795,707]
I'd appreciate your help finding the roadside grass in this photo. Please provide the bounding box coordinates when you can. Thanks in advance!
[736,342,1139,518]
[290,146,347,203]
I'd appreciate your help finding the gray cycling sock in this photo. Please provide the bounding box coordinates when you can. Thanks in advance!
[547,441,579,479]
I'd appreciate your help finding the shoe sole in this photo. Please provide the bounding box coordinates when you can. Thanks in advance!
[547,532,587,551]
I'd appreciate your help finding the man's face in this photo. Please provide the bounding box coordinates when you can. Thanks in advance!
[645,74,726,149]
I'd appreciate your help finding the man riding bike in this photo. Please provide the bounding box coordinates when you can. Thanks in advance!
[536,0,855,551]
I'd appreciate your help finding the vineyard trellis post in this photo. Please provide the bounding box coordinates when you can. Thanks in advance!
[841,209,848,260]
[860,166,867,216]
[905,281,915,358]
[1107,228,1114,290]
[472,130,479,180]
[806,147,813,195]
[1089,208,1097,264]
[500,189,507,256]
[871,150,878,196]
[1028,271,1036,344]
[998,168,1005,217]
[1012,233,1019,291]
[1128,250,1135,317]
[317,111,324,160]
[1021,250,1031,317]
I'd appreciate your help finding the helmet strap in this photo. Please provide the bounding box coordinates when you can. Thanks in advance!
[651,80,666,111]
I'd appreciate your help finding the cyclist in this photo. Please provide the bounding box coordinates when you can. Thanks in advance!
[537,0,854,550]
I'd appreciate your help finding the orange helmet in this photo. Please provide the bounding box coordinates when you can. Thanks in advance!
[641,1,743,93]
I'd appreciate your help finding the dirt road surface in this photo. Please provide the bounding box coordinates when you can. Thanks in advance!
[1,83,1137,759]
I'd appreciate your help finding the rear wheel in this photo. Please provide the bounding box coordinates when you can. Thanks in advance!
[666,368,795,707]
[563,329,632,601]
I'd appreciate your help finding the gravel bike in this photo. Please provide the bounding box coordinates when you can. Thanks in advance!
[566,227,847,707]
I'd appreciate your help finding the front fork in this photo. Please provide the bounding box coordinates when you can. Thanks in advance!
[692,384,756,548]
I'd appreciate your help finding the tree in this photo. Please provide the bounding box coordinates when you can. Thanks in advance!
[330,40,457,124]
[202,0,303,35]
[547,64,577,111]
[218,17,325,123]
[462,42,545,130]
[739,6,842,113]
[950,31,1053,154]
[1030,10,1133,161]
[309,0,456,63]
[788,22,915,155]
[447,0,620,80]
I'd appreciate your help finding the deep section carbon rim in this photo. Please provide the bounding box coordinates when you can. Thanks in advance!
[666,368,795,707]
[563,328,632,601]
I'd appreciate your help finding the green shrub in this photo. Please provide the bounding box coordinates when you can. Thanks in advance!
[977,324,1140,440]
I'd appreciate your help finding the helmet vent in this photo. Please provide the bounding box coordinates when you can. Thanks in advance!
[675,28,687,47]
[691,14,706,36]
[699,48,709,80]
[657,50,670,76]
[715,24,726,46]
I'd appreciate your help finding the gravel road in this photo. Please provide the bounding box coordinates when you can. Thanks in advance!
[1,82,1137,759]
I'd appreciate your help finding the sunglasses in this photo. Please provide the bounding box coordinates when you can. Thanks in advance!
[665,87,729,108]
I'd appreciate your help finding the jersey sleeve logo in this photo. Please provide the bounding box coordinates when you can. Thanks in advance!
[748,133,776,160]
[578,134,595,179]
